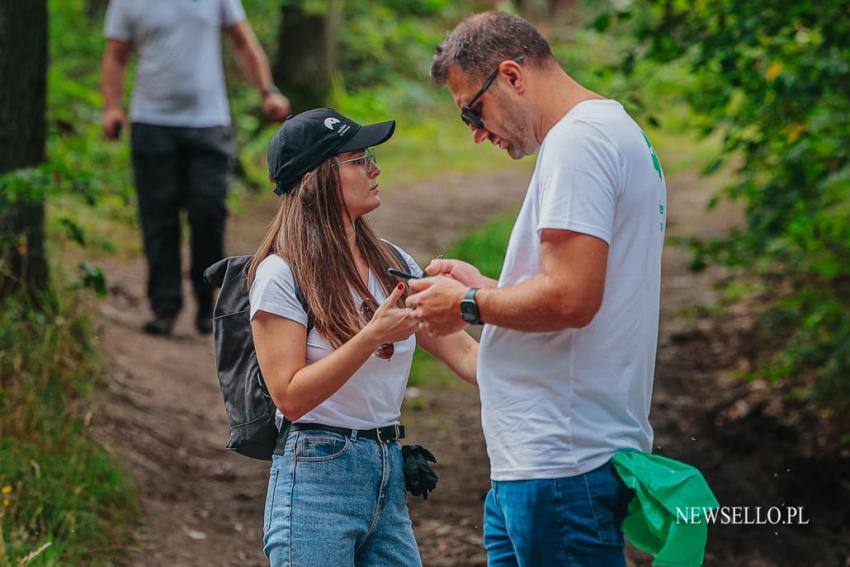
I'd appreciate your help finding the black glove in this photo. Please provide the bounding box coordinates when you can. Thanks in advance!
[401,444,438,500]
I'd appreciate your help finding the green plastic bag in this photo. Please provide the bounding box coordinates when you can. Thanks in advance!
[612,451,720,567]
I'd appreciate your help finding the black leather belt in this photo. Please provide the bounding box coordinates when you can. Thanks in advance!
[290,423,405,443]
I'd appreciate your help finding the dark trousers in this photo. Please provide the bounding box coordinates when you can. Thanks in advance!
[130,123,234,315]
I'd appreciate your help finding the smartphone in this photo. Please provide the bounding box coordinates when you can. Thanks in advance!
[387,267,418,280]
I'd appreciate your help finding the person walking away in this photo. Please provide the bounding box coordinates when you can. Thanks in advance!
[100,0,290,335]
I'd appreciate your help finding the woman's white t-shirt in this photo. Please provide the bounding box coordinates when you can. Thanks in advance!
[248,245,422,430]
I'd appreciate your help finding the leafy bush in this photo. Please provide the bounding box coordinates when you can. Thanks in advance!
[0,290,138,565]
[338,0,461,93]
[599,0,850,407]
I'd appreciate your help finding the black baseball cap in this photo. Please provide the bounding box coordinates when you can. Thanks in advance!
[268,108,396,195]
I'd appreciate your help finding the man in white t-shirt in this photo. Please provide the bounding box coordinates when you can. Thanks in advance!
[100,0,289,336]
[407,12,666,566]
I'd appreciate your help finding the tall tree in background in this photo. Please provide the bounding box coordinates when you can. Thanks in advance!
[0,0,49,298]
[274,0,338,112]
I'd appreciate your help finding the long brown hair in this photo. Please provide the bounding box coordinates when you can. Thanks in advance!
[246,156,408,348]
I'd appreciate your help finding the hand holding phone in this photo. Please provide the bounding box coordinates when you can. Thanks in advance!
[388,268,418,280]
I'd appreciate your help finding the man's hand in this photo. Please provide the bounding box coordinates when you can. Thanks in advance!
[101,38,131,140]
[406,276,469,336]
[425,258,495,288]
[224,21,289,122]
[102,107,127,140]
[261,92,290,122]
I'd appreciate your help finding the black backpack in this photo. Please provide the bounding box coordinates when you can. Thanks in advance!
[203,244,410,461]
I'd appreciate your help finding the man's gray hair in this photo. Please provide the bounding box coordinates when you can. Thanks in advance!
[431,12,554,87]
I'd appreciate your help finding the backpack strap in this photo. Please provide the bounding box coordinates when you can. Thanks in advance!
[382,239,418,274]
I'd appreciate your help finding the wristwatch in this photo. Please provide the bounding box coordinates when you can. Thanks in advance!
[261,85,281,98]
[460,288,482,325]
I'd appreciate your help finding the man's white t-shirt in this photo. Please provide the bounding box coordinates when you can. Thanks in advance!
[104,0,245,127]
[478,99,667,481]
[248,246,423,430]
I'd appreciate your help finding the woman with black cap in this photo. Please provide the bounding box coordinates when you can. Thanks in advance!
[248,108,478,566]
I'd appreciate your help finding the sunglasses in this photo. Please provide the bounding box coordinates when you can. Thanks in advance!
[460,56,525,130]
[359,299,394,360]
[337,148,378,172]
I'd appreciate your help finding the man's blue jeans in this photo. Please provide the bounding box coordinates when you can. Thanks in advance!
[484,461,632,567]
[263,428,421,567]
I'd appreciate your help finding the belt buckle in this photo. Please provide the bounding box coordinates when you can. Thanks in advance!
[376,425,399,443]
[376,425,400,443]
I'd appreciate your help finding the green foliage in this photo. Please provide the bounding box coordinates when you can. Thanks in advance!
[603,0,850,406]
[446,211,517,280]
[338,0,460,92]
[0,290,138,565]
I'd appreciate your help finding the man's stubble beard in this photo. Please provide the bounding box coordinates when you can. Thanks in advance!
[499,93,537,160]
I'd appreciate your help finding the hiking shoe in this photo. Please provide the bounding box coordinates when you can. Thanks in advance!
[195,309,213,335]
[142,312,177,336]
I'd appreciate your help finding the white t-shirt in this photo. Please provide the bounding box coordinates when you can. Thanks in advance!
[248,245,423,430]
[104,0,245,127]
[478,99,667,481]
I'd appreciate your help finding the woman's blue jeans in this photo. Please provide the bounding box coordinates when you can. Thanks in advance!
[263,428,422,567]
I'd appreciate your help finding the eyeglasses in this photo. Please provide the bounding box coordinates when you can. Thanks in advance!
[460,56,525,130]
[359,299,394,360]
[337,148,378,172]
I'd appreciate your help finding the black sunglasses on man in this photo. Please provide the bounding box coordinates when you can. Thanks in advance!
[460,56,526,130]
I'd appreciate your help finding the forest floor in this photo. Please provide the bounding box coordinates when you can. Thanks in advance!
[90,161,849,566]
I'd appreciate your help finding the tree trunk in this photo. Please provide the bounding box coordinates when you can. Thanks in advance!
[0,0,49,298]
[273,1,339,113]
[85,0,109,22]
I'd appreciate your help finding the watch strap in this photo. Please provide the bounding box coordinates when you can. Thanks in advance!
[262,85,281,98]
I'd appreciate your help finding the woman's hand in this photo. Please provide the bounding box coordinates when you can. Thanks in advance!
[363,283,418,346]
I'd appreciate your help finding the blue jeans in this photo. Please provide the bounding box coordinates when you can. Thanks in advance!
[484,461,631,567]
[263,429,421,567]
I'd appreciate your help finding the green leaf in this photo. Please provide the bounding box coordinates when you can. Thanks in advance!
[60,218,86,247]
[77,262,107,298]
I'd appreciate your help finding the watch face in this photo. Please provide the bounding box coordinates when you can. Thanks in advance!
[460,300,477,322]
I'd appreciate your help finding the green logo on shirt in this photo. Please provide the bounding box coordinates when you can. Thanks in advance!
[641,131,663,180]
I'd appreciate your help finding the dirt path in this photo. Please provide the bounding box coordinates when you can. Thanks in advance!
[92,163,849,566]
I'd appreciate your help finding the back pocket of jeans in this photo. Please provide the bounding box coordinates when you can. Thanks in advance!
[263,467,280,533]
[295,432,349,462]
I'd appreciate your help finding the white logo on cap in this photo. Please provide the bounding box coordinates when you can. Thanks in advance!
[324,117,340,130]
